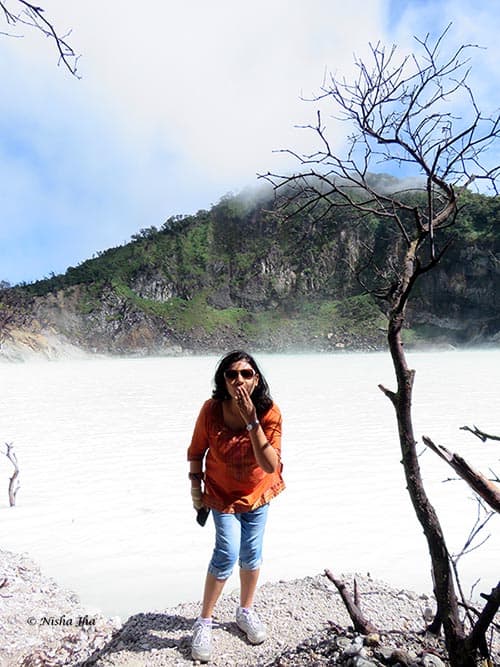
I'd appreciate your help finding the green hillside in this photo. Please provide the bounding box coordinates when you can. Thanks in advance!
[2,183,499,355]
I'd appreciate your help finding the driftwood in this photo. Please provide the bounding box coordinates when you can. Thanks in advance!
[324,569,378,634]
[422,436,500,514]
[4,443,20,507]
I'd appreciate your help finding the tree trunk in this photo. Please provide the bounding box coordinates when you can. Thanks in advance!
[382,309,479,666]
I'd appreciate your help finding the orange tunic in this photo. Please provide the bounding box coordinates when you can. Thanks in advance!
[187,399,285,513]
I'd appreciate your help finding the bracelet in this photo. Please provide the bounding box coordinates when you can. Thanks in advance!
[246,419,260,432]
[189,472,204,481]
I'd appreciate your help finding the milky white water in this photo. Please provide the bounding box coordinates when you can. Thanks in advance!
[1,350,498,619]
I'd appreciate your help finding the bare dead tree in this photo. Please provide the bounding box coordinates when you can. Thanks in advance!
[0,0,79,76]
[4,442,20,506]
[264,26,500,667]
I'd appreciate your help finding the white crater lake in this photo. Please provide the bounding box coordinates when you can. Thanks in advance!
[1,350,498,619]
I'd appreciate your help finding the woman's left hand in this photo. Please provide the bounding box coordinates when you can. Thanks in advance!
[234,385,256,424]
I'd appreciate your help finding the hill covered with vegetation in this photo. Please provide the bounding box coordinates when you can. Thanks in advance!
[1,181,499,356]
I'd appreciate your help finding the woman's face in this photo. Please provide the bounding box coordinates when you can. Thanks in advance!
[223,360,259,400]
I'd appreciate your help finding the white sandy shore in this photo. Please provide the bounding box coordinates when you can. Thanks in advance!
[2,549,499,667]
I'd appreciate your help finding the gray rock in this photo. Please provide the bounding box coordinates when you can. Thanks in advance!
[421,654,445,667]
[349,657,379,667]
[376,646,394,660]
[336,637,353,650]
[390,648,411,665]
[344,635,365,656]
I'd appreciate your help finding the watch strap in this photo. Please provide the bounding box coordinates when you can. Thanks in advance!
[246,419,260,431]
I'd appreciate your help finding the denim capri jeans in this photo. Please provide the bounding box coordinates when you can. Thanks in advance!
[208,503,269,580]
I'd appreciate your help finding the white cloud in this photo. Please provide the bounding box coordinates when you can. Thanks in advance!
[36,1,387,179]
[1,0,498,283]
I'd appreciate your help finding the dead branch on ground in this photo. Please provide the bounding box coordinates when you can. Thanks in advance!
[324,569,378,634]
[4,442,20,506]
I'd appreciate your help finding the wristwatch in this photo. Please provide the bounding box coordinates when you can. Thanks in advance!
[246,419,259,431]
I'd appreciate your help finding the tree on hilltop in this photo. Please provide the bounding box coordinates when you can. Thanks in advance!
[265,26,500,667]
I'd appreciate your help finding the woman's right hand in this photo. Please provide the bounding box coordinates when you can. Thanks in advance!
[191,486,203,510]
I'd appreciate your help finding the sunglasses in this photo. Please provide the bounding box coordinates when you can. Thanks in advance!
[224,368,255,380]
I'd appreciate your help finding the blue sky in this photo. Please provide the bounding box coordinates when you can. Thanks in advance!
[0,0,498,284]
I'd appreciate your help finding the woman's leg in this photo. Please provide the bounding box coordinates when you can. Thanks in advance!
[201,510,240,617]
[235,504,269,644]
[192,511,240,661]
[238,503,269,607]
[201,573,227,618]
[239,567,260,608]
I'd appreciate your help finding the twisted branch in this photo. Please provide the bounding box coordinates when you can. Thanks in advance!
[0,0,80,76]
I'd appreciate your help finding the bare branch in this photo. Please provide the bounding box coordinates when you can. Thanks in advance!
[449,498,495,631]
[0,0,80,76]
[460,425,500,443]
[4,442,20,507]
[423,436,500,513]
[377,382,397,405]
[468,583,500,652]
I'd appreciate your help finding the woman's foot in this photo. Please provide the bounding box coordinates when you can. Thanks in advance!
[191,617,212,662]
[235,606,266,644]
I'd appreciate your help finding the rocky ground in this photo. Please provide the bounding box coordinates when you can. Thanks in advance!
[0,550,118,667]
[1,549,498,667]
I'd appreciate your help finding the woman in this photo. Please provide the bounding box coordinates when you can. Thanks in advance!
[187,350,285,662]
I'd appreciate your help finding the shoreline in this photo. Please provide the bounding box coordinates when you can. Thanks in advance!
[2,549,499,667]
[1,321,499,363]
[2,340,498,365]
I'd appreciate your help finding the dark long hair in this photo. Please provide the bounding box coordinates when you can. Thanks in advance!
[212,350,273,417]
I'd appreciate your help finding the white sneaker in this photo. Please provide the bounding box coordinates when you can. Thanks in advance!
[235,607,266,644]
[191,618,212,662]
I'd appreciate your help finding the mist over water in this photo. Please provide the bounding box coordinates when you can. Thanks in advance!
[1,350,498,618]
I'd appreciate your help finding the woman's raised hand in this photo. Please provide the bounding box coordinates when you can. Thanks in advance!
[234,385,256,424]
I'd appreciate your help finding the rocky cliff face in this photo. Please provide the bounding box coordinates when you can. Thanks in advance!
[1,191,499,359]
[410,239,500,343]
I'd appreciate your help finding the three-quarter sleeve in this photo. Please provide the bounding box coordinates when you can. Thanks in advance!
[261,404,282,454]
[187,400,211,461]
